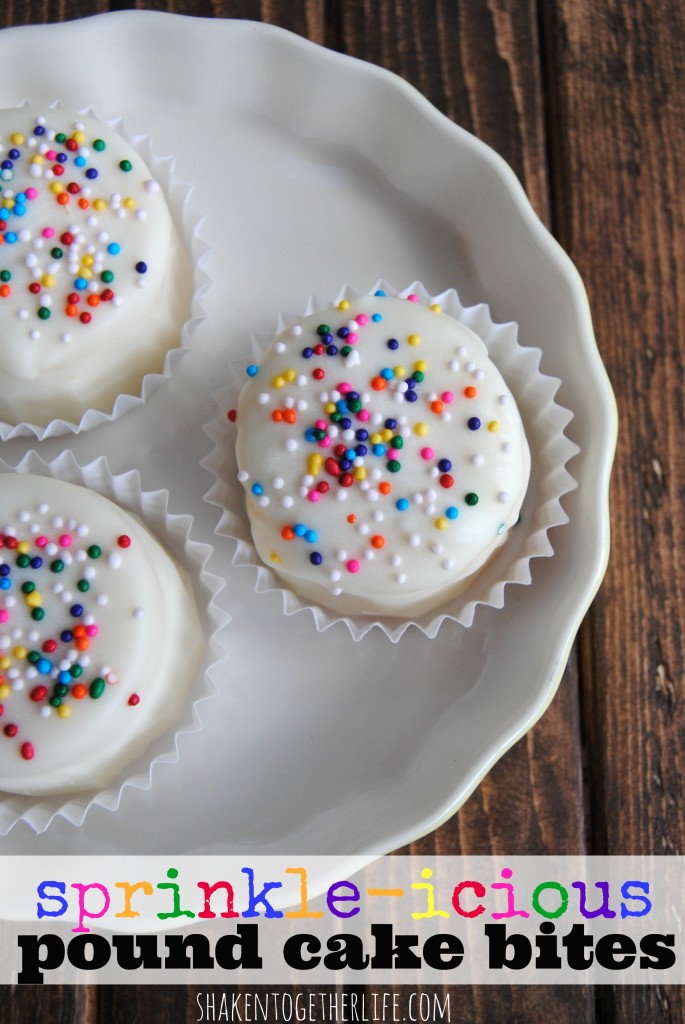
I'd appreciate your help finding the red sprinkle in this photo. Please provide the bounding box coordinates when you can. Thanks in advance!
[3,724,18,738]
[20,742,35,761]
[128,694,140,707]
[312,368,325,380]
[227,409,237,422]
[117,535,132,549]
[30,685,48,703]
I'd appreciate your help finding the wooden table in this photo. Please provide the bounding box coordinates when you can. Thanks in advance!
[1,1,682,1022]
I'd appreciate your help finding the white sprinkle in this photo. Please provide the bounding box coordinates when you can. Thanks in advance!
[275,342,286,354]
[257,392,270,405]
[285,439,298,452]
[273,477,284,490]
[395,573,406,585]
[497,491,511,504]
[238,470,249,482]
[282,496,293,508]
[471,453,485,466]
[409,533,420,547]
[292,324,302,337]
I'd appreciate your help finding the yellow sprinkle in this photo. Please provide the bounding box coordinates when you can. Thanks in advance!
[414,360,427,372]
[2,198,14,210]
[393,366,405,378]
[269,552,281,563]
[273,376,285,389]
[324,402,336,415]
[435,517,448,531]
[50,182,63,194]
[56,703,72,719]
[80,268,92,280]
[73,131,86,145]
[81,255,94,268]
[414,422,429,437]
[353,466,367,480]
[408,333,421,346]
[0,657,10,671]
[25,593,42,609]
[10,132,25,145]
[41,273,56,288]
[93,198,106,211]
[370,433,382,445]
[307,453,323,476]
[12,646,27,660]
[17,541,30,554]
[284,369,296,383]
[123,197,136,210]
[488,420,500,433]
[430,303,442,313]
[338,299,350,311]
[0,684,10,698]
[381,428,393,442]
[31,154,44,165]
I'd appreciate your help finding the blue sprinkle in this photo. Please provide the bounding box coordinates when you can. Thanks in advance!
[355,429,369,441]
[446,506,459,520]
[36,658,52,675]
[340,417,352,430]
[70,604,84,618]
[293,523,306,538]
[372,443,386,457]
[0,565,10,577]
[380,368,394,380]
[86,168,98,179]
[0,578,11,591]
[13,204,26,217]
[405,390,418,403]
[372,313,382,322]
[304,428,317,442]
[384,418,397,429]
[107,242,121,255]
[374,289,386,297]
[355,444,368,457]
[74,277,88,290]
[468,417,481,431]
[396,498,409,511]
[438,459,452,472]
[4,232,17,244]
[251,483,263,495]
[135,261,148,274]
[58,671,72,685]
[246,364,259,377]
[30,557,43,569]
[337,327,349,339]
[387,338,399,350]
[345,448,357,461]
[305,530,318,544]
[302,347,314,359]
[75,156,86,167]
[310,551,323,565]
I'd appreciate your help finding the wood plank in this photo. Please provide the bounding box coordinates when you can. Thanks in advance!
[543,0,685,1020]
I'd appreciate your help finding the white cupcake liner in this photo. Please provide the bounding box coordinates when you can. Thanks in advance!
[203,280,579,642]
[0,100,209,441]
[0,450,228,835]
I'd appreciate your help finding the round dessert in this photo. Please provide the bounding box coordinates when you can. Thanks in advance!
[0,107,188,427]
[235,291,531,617]
[0,473,204,795]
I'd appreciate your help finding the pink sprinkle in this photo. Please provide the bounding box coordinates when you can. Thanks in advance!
[407,293,419,302]
[347,332,358,345]
[86,625,98,637]
[319,436,332,448]
[308,490,321,503]
[315,419,327,430]
[355,314,369,326]
[441,391,454,404]
[388,448,399,459]
[338,382,351,394]
[25,188,38,200]
[35,536,48,548]
[420,447,434,460]
[41,227,55,239]
[0,611,9,623]
[59,534,73,547]
[346,559,361,574]
[358,409,370,422]
[46,150,56,160]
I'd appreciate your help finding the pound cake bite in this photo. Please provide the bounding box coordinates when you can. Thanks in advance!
[0,473,203,795]
[0,107,188,428]
[235,291,531,618]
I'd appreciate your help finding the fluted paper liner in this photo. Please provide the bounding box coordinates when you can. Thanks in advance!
[203,281,579,642]
[0,451,227,835]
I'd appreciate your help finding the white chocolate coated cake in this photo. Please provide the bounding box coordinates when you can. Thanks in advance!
[0,474,203,795]
[0,107,188,427]
[235,291,531,617]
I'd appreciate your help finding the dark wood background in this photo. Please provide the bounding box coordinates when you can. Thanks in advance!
[1,0,683,1021]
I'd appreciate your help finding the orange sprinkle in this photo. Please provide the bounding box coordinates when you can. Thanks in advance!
[371,376,387,391]
[281,526,294,540]
[71,683,87,700]
[56,193,69,206]
[272,410,283,422]
[87,294,100,307]
[73,625,87,638]
[0,284,10,298]
[75,638,90,652]
[378,481,391,495]
[464,386,477,398]
[430,400,444,414]
[284,409,297,424]
[65,304,78,317]
[78,198,89,210]
[371,535,385,549]
[347,514,357,524]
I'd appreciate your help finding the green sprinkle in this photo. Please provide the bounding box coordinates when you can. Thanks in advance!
[101,270,114,284]
[77,579,90,593]
[31,608,45,621]
[70,665,83,679]
[50,559,64,573]
[50,247,64,260]
[465,492,479,506]
[27,651,41,664]
[93,138,106,151]
[15,554,30,569]
[89,677,106,700]
[387,460,401,473]
[87,545,101,559]
[0,270,11,282]
[37,307,50,320]
[119,159,132,172]
[21,581,35,594]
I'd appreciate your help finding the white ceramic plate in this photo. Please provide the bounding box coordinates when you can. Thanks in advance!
[0,12,616,856]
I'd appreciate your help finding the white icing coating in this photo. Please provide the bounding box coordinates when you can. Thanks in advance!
[236,294,531,616]
[0,108,189,427]
[0,474,203,795]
